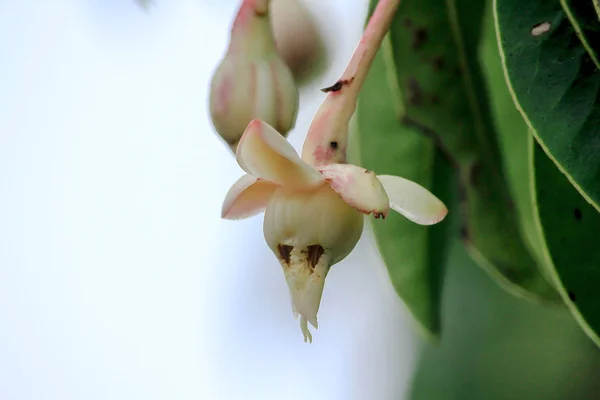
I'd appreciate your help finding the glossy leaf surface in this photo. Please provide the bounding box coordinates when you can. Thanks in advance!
[532,138,600,347]
[495,0,600,211]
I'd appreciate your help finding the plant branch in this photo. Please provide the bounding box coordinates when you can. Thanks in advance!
[301,0,401,166]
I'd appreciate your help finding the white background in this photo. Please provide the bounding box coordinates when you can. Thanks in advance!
[0,1,418,399]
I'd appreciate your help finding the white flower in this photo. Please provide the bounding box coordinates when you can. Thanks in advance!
[222,119,448,342]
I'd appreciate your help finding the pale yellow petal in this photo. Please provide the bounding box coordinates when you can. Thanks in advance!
[377,174,448,225]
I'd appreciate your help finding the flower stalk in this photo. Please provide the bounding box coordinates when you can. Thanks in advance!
[301,0,402,166]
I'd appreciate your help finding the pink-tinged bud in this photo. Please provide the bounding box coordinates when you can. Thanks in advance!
[209,0,299,153]
[270,0,327,82]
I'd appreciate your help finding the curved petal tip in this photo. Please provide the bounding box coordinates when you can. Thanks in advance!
[377,174,448,225]
[236,119,324,189]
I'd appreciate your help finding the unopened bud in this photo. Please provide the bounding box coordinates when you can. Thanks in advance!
[209,0,299,153]
[270,0,327,83]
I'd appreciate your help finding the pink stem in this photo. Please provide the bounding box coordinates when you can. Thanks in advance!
[301,0,401,166]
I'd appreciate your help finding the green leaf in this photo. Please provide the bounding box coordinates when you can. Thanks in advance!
[353,33,454,338]
[494,0,600,212]
[384,0,558,301]
[478,2,550,280]
[531,136,600,347]
[410,238,600,400]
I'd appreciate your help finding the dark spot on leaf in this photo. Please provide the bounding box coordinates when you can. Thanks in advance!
[406,77,423,106]
[506,196,516,211]
[412,28,427,50]
[278,244,293,265]
[469,162,483,186]
[568,291,576,302]
[431,95,440,104]
[403,18,412,27]
[432,55,445,70]
[495,262,519,282]
[329,141,338,149]
[574,208,582,221]
[306,245,324,269]
[459,224,469,240]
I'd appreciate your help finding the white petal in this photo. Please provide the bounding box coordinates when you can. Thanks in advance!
[377,175,448,225]
[236,119,323,188]
[317,163,390,218]
[221,174,277,220]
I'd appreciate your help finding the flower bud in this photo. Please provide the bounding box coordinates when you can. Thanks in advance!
[209,0,299,153]
[270,0,327,82]
[263,184,364,342]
